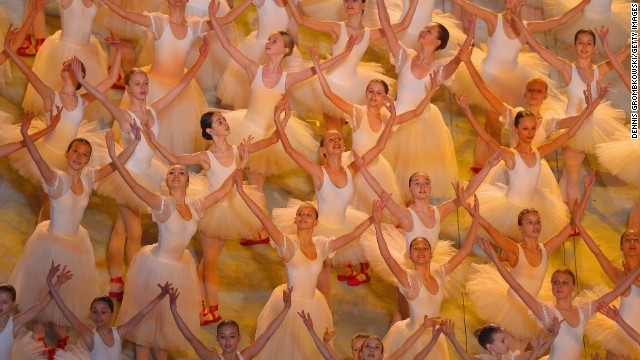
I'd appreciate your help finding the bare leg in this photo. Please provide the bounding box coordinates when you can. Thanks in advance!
[317,260,332,308]
[108,211,126,281]
[33,320,46,339]
[135,345,150,360]
[153,348,168,360]
[559,148,585,204]
[31,2,46,39]
[120,205,143,263]
[200,234,226,309]
[391,290,410,326]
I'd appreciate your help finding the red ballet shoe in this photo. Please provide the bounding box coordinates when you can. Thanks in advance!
[208,305,222,324]
[347,272,371,286]
[569,229,580,237]
[200,301,216,326]
[337,264,357,281]
[56,336,69,350]
[111,70,125,90]
[47,346,58,360]
[469,166,482,175]
[240,234,270,246]
[108,276,124,302]
[16,36,33,56]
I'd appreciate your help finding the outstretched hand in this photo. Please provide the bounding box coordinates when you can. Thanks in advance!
[594,25,609,46]
[157,281,173,297]
[297,310,313,329]
[282,286,293,310]
[455,96,472,117]
[309,46,320,65]
[168,287,180,309]
[105,32,122,51]
[130,122,142,142]
[477,236,498,260]
[323,327,335,344]
[345,34,356,53]
[106,130,117,159]
[20,111,37,136]
[372,198,385,224]
[583,168,596,191]
[383,96,396,121]
[198,35,210,58]
[3,25,17,54]
[597,302,622,321]
[439,318,455,338]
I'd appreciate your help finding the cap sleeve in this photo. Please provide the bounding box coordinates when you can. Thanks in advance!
[315,236,335,261]
[151,196,173,223]
[83,168,97,191]
[187,16,206,36]
[393,46,411,73]
[272,234,298,262]
[345,105,365,131]
[187,197,206,219]
[42,170,66,199]
[398,269,422,301]
[431,59,452,87]
[144,12,167,39]
[540,111,560,136]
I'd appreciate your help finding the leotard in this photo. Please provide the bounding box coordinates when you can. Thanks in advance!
[8,169,99,327]
[254,235,334,359]
[383,268,449,359]
[541,302,592,360]
[117,196,202,351]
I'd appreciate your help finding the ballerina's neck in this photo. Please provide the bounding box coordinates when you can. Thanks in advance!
[414,48,436,65]
[296,228,315,243]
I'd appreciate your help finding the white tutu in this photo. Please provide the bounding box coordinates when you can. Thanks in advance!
[473,183,570,241]
[116,244,200,351]
[582,285,640,359]
[272,198,370,265]
[543,0,631,54]
[93,0,147,40]
[466,263,551,340]
[449,44,553,110]
[8,221,98,326]
[198,187,266,240]
[54,345,128,360]
[21,31,108,115]
[254,284,333,360]
[383,103,458,202]
[596,131,640,184]
[0,117,109,186]
[562,101,627,153]
[0,30,12,88]
[298,0,403,28]
[10,332,47,360]
[224,109,318,176]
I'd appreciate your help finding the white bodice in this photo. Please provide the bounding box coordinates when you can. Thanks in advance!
[566,64,598,117]
[256,0,290,43]
[547,303,591,360]
[46,169,94,238]
[88,328,122,360]
[507,244,548,300]
[245,66,287,128]
[400,268,445,330]
[152,197,202,262]
[395,48,442,113]
[204,147,237,192]
[482,15,526,72]
[121,108,159,173]
[277,235,332,300]
[505,149,541,204]
[0,317,14,355]
[619,284,640,333]
[44,92,84,149]
[327,23,370,80]
[59,0,97,45]
[403,207,441,253]
[316,166,354,226]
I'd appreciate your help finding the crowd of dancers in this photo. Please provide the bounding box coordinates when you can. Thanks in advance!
[0,0,638,359]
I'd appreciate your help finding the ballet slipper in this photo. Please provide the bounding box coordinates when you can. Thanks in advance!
[347,272,371,286]
[469,166,482,175]
[200,300,217,326]
[337,264,358,281]
[108,276,124,302]
[16,36,34,57]
[239,233,270,246]
[208,305,222,324]
[56,336,69,350]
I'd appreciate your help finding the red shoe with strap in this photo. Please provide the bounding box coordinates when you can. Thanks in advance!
[337,264,357,281]
[240,233,270,246]
[16,36,33,57]
[108,276,124,302]
[347,263,371,286]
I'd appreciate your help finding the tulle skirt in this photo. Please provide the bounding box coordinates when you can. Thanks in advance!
[116,245,200,351]
[254,284,333,360]
[0,31,11,88]
[473,183,570,241]
[543,0,631,53]
[272,198,370,265]
[396,11,466,58]
[93,0,148,40]
[583,286,640,359]
[0,117,109,186]
[198,186,266,240]
[343,152,404,224]
[383,317,449,360]
[299,0,402,28]
[10,332,47,360]
[22,31,108,115]
[466,263,551,340]
[8,222,98,326]
[54,345,128,360]
[449,45,552,111]
[224,110,318,176]
[383,103,458,202]
[562,102,627,153]
[119,65,209,155]
[596,131,640,184]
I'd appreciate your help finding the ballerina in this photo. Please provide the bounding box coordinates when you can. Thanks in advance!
[299,312,441,360]
[477,236,640,359]
[455,83,602,241]
[47,264,172,360]
[105,131,243,360]
[272,94,394,297]
[236,167,374,359]
[75,40,208,302]
[21,0,109,118]
[208,1,354,190]
[0,265,69,360]
[461,178,588,350]
[2,28,122,220]
[448,0,589,168]
[8,115,141,352]
[169,286,292,360]
[438,318,558,360]
[376,0,473,201]
[144,109,281,323]
[375,195,478,360]
[98,0,242,154]
[286,0,417,128]
[510,19,630,204]
[593,27,638,186]
[311,42,440,221]
[576,187,640,358]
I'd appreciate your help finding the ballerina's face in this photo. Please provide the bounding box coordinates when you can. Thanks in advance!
[90,300,113,328]
[518,211,542,238]
[216,324,241,354]
[294,205,319,229]
[166,165,189,190]
[126,72,150,100]
[0,291,15,318]
[265,33,288,56]
[621,231,639,257]
[343,0,365,16]
[486,330,510,355]
[551,272,575,300]
[351,337,366,360]
[360,337,383,360]
[365,82,387,107]
[515,116,537,144]
[523,80,548,107]
[321,130,346,156]
[417,24,442,49]
[409,238,432,264]
[574,32,596,60]
[408,173,432,200]
[66,141,92,171]
[60,58,84,87]
[210,112,231,137]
